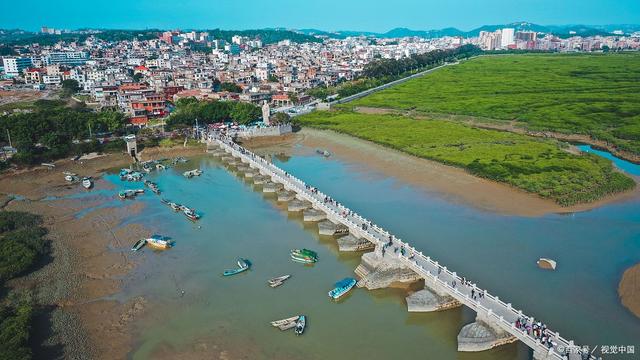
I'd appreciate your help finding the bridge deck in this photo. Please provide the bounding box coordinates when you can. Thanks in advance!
[209,134,589,360]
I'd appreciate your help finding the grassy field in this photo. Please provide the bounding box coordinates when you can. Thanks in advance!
[347,53,640,154]
[297,111,635,205]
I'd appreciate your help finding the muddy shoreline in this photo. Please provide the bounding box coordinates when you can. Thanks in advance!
[243,128,639,217]
[0,144,206,359]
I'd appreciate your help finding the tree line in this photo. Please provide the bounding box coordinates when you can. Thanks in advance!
[362,44,481,78]
[165,97,263,129]
[0,211,49,360]
[0,100,127,165]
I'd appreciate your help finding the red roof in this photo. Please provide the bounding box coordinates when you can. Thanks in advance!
[135,65,149,71]
[129,116,149,125]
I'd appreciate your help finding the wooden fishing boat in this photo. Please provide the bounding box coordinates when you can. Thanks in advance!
[328,278,357,300]
[270,315,299,327]
[268,275,291,288]
[131,239,146,251]
[295,315,306,335]
[223,258,250,276]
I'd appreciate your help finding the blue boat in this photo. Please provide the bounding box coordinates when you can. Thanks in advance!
[223,258,251,276]
[328,277,357,300]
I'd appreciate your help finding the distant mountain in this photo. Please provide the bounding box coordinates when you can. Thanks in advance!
[296,21,636,39]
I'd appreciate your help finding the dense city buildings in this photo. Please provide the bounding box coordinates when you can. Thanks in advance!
[1,27,639,126]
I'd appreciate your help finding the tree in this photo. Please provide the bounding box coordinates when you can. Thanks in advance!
[220,82,242,93]
[267,74,279,82]
[288,92,299,105]
[61,79,80,97]
[97,111,126,132]
[272,112,291,125]
[230,102,261,124]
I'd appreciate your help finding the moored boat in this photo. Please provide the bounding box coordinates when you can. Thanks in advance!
[131,238,146,251]
[145,235,172,250]
[81,177,93,189]
[290,249,318,263]
[118,189,137,199]
[183,208,200,221]
[328,277,357,300]
[270,315,299,328]
[295,315,306,335]
[268,274,291,288]
[170,202,182,211]
[223,258,250,276]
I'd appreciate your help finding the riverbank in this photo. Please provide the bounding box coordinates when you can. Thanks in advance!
[619,263,640,319]
[0,144,206,359]
[244,128,640,217]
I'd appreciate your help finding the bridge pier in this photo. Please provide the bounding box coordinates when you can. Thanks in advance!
[288,199,312,212]
[318,219,349,236]
[354,249,422,290]
[276,190,296,202]
[262,181,283,193]
[303,208,326,222]
[252,175,268,185]
[457,312,517,352]
[407,274,462,312]
[336,234,374,252]
[244,169,259,178]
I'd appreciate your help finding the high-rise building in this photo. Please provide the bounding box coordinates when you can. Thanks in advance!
[46,52,88,66]
[500,28,515,48]
[2,57,33,76]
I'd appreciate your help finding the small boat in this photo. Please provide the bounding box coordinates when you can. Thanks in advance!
[183,208,200,221]
[118,189,137,199]
[156,164,166,170]
[316,149,331,157]
[223,258,250,276]
[183,169,203,178]
[65,175,76,182]
[290,249,318,264]
[270,315,299,328]
[268,275,291,288]
[160,198,170,205]
[82,177,93,189]
[145,235,172,250]
[131,239,146,251]
[119,168,132,179]
[134,189,145,194]
[174,157,188,163]
[170,202,182,211]
[328,278,357,300]
[295,315,306,335]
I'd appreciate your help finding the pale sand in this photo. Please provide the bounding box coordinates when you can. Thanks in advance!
[243,128,640,217]
[619,263,640,319]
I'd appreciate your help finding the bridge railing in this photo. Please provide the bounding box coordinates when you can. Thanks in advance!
[209,133,590,360]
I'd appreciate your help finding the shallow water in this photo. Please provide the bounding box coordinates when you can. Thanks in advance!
[90,144,640,359]
[578,144,640,176]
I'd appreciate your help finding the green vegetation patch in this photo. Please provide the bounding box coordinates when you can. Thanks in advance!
[349,53,640,154]
[297,111,635,205]
[0,211,48,283]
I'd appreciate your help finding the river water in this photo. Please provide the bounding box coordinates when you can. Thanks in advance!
[93,142,640,360]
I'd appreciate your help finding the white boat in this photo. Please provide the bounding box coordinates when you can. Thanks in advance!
[64,175,75,182]
[82,177,93,189]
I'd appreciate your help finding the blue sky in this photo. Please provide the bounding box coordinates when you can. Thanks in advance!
[3,0,639,32]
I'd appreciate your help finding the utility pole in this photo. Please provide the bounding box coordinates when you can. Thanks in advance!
[6,129,12,148]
